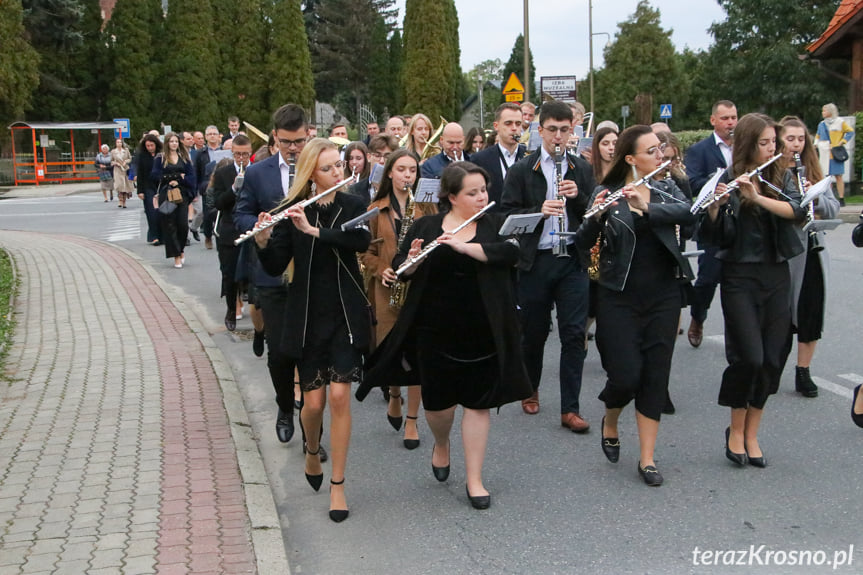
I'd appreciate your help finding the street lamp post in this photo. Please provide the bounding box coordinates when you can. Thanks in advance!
[588,0,610,134]
[524,0,530,102]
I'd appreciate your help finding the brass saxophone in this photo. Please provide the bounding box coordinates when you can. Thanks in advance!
[389,184,415,308]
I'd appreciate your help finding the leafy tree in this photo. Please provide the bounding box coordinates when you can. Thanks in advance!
[402,0,460,121]
[466,59,503,128]
[0,0,40,124]
[105,0,164,133]
[265,0,315,114]
[158,0,220,130]
[501,34,536,102]
[707,0,844,123]
[590,1,684,126]
[367,15,392,119]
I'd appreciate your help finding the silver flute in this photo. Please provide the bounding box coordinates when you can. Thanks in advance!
[691,154,782,212]
[584,160,672,219]
[395,201,496,277]
[233,175,357,245]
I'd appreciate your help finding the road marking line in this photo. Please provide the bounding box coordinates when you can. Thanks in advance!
[811,376,853,399]
[838,373,863,385]
[704,334,724,344]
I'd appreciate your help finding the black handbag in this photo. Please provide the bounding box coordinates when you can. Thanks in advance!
[832,145,849,163]
[158,201,177,215]
[852,213,863,248]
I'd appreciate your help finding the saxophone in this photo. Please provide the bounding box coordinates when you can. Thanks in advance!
[389,184,415,309]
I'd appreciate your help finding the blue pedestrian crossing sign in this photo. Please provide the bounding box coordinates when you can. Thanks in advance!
[659,104,672,119]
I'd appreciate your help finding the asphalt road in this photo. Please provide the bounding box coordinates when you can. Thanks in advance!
[2,192,862,574]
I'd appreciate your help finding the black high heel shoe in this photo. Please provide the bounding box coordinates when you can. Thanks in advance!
[329,479,349,523]
[403,415,420,450]
[431,442,450,482]
[387,391,403,431]
[852,385,863,428]
[725,427,748,466]
[600,416,620,463]
[747,451,767,468]
[304,446,324,491]
[465,485,491,510]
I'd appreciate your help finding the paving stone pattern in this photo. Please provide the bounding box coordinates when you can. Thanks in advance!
[0,232,256,575]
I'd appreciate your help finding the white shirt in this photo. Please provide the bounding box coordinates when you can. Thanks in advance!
[277,153,295,197]
[497,143,518,177]
[713,132,733,167]
[537,146,570,250]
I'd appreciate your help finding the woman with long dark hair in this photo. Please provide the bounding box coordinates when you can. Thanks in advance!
[358,162,531,509]
[135,134,162,244]
[345,141,371,181]
[254,138,370,522]
[576,125,694,486]
[151,132,196,268]
[696,113,806,468]
[590,126,618,183]
[361,149,437,449]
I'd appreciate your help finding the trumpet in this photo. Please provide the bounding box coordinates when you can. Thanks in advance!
[584,160,672,219]
[691,154,782,213]
[233,174,357,245]
[395,202,495,277]
[552,145,569,258]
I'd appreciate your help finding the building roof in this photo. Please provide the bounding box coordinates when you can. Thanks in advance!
[808,0,863,57]
[8,121,124,131]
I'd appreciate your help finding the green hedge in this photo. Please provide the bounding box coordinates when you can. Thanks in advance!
[674,130,713,154]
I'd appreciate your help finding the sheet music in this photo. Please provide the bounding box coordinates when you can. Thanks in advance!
[415,179,441,203]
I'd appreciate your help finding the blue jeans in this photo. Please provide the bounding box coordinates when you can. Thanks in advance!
[518,252,589,414]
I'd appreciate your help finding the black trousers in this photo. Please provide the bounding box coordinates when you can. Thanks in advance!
[216,242,240,315]
[160,200,189,259]
[257,284,295,415]
[690,245,722,323]
[596,283,680,421]
[718,261,791,409]
[142,188,159,242]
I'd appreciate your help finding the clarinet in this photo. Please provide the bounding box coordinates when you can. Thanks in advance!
[794,153,823,253]
[552,145,570,258]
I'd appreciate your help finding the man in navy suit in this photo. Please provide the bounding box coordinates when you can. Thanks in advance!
[420,122,469,179]
[235,104,309,447]
[470,103,525,211]
[684,99,738,348]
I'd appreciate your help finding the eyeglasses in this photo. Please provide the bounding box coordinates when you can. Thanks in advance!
[278,137,306,148]
[370,152,392,161]
[637,143,668,156]
[233,152,251,159]
[319,160,346,173]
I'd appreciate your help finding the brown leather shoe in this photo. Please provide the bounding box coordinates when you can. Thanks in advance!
[521,392,539,415]
[561,412,590,433]
[687,318,703,348]
[205,237,214,250]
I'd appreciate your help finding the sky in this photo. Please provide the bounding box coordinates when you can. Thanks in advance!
[391,0,728,83]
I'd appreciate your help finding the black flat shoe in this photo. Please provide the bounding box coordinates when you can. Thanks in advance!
[329,479,349,522]
[276,409,294,443]
[252,330,265,357]
[387,393,403,431]
[637,461,663,486]
[304,446,324,492]
[432,443,450,482]
[725,427,748,466]
[852,385,863,428]
[224,310,236,332]
[191,229,200,241]
[600,416,619,463]
[403,415,420,450]
[465,485,491,509]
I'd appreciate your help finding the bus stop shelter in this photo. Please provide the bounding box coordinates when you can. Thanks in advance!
[7,121,124,185]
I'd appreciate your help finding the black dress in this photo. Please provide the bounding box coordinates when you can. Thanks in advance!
[414,241,498,411]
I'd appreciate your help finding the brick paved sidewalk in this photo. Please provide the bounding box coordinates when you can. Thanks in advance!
[0,231,287,575]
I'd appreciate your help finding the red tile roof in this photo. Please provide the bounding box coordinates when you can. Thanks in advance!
[808,0,863,54]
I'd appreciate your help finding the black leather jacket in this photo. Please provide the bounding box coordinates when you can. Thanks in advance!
[575,179,695,292]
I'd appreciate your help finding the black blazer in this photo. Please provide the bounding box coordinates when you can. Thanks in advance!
[256,192,372,356]
[500,150,595,271]
[348,178,374,208]
[420,150,470,179]
[470,144,525,210]
[685,134,728,194]
[212,162,241,245]
[195,146,222,195]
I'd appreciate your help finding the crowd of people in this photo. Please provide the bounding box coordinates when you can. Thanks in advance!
[116,96,858,521]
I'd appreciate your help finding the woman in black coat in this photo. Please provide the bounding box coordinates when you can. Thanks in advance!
[255,138,370,523]
[358,162,531,510]
[575,125,694,486]
[134,134,162,244]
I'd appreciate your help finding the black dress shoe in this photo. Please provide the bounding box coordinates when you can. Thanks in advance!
[465,485,491,509]
[638,462,664,486]
[304,446,324,491]
[795,366,818,398]
[387,393,403,431]
[747,452,767,468]
[600,416,620,463]
[224,310,236,332]
[191,229,201,241]
[725,427,748,466]
[329,479,349,522]
[276,409,294,443]
[403,415,420,450]
[853,385,863,428]
[431,443,450,482]
[252,330,265,357]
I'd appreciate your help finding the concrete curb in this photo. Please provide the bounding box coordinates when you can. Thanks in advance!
[108,242,291,575]
[0,247,17,360]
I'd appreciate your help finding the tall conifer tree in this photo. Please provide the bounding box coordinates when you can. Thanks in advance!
[265,0,315,113]
[0,0,40,124]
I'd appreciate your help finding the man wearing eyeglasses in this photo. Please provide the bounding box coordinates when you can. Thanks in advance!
[348,135,397,207]
[194,125,224,248]
[501,100,595,433]
[235,104,326,457]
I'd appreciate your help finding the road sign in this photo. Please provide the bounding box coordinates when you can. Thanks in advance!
[506,93,524,102]
[113,118,130,139]
[540,76,578,104]
[621,105,630,118]
[659,104,672,119]
[502,73,525,95]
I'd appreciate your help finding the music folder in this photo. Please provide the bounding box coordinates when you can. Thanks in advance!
[341,207,380,231]
[498,213,543,237]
